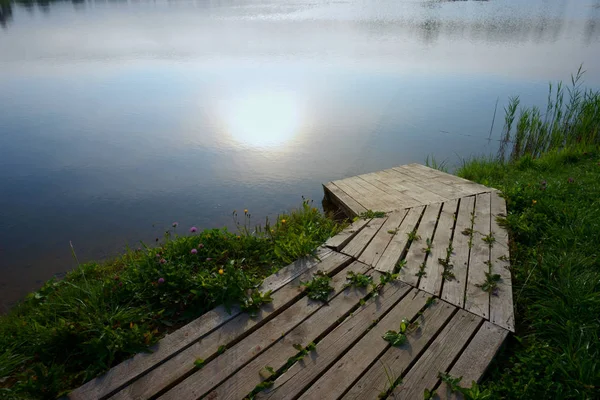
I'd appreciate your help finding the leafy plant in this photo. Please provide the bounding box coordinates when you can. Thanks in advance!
[482,233,496,246]
[301,271,334,302]
[240,290,274,317]
[382,318,414,347]
[421,238,433,255]
[344,271,374,289]
[407,230,421,241]
[415,262,427,278]
[476,272,501,293]
[359,210,387,219]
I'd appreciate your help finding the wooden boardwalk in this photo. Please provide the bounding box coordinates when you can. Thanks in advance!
[69,165,514,400]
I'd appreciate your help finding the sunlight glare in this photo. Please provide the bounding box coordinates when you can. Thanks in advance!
[222,91,302,148]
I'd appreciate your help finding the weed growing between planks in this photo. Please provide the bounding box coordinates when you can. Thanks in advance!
[301,271,334,302]
[0,199,343,399]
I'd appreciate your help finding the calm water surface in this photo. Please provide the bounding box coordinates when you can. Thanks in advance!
[1,0,599,310]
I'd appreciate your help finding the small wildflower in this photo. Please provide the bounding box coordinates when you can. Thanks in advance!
[198,243,204,249]
[206,257,212,262]
[218,269,224,275]
[281,219,287,224]
[160,258,167,264]
[236,235,241,239]
[190,226,198,233]
[244,209,248,214]
[312,207,318,212]
[158,277,165,284]
[130,322,134,328]
[118,282,123,287]
[191,248,198,254]
[567,177,575,183]
[172,222,179,228]
[156,253,161,258]
[532,200,537,205]
[271,229,275,233]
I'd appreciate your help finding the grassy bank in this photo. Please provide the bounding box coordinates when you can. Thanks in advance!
[453,70,600,399]
[458,148,600,399]
[0,200,343,399]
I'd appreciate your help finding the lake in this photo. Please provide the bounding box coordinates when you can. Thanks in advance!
[1,0,599,311]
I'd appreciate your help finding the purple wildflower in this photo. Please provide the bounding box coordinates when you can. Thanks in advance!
[159,258,167,264]
[172,222,179,228]
[158,277,165,284]
[540,180,547,186]
[567,177,575,183]
[198,243,204,249]
[156,253,161,258]
[190,226,198,233]
[191,248,198,254]
[206,257,212,262]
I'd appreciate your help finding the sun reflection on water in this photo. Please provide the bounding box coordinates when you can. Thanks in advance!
[220,91,302,149]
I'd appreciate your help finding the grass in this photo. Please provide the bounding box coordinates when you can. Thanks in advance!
[0,199,342,399]
[448,70,600,398]
[456,148,600,398]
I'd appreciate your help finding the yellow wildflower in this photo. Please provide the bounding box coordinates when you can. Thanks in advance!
[237,235,241,239]
[281,219,287,224]
[244,209,248,214]
[218,269,224,275]
[532,200,537,205]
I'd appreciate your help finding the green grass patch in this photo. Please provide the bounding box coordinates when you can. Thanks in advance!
[0,199,342,399]
[456,147,600,398]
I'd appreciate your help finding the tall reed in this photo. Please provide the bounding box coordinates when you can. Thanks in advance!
[498,66,600,162]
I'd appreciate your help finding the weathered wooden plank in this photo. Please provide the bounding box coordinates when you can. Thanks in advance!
[325,218,371,251]
[225,276,412,400]
[391,309,482,399]
[323,182,367,217]
[393,166,468,200]
[69,248,333,400]
[407,163,491,195]
[108,251,349,400]
[398,203,442,287]
[375,206,425,273]
[378,169,448,204]
[341,216,388,259]
[419,199,458,296]
[344,299,456,399]
[299,291,431,400]
[489,191,514,332]
[358,173,421,208]
[333,179,384,211]
[358,210,408,267]
[442,196,475,308]
[437,321,509,400]
[346,176,402,210]
[159,261,370,400]
[464,193,492,320]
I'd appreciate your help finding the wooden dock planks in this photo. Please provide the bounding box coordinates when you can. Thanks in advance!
[398,203,441,287]
[374,205,424,273]
[419,199,458,296]
[71,164,514,400]
[489,190,515,331]
[437,321,509,400]
[358,210,408,267]
[298,291,431,400]
[464,192,492,320]
[441,196,475,308]
[391,309,482,399]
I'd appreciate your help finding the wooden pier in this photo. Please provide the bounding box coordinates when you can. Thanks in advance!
[69,164,514,400]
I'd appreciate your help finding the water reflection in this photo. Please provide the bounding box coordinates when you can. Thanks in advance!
[1,0,600,311]
[219,91,303,149]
